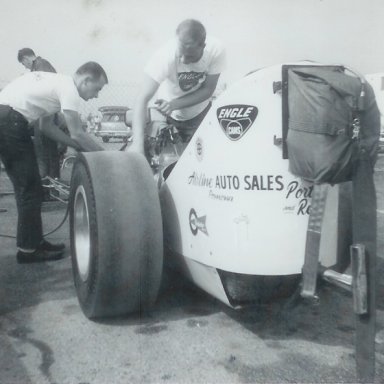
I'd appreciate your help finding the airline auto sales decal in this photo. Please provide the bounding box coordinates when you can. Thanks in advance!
[187,172,313,216]
[217,104,258,140]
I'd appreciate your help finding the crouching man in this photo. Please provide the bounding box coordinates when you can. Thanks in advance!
[0,62,107,263]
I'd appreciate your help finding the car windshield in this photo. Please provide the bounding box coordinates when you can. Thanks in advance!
[101,113,124,122]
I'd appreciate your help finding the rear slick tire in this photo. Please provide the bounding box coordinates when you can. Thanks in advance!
[69,151,163,319]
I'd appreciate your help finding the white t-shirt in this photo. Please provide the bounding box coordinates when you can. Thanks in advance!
[0,72,81,123]
[145,36,226,121]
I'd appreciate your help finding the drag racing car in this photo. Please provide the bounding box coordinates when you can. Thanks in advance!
[68,61,361,319]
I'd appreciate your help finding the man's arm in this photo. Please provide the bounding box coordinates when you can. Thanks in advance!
[130,75,160,154]
[62,110,104,151]
[155,74,220,115]
[39,115,82,150]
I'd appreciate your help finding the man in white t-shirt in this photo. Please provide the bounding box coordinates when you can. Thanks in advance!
[0,62,107,263]
[130,19,226,153]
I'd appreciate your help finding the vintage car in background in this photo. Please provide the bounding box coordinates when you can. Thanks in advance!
[94,106,132,143]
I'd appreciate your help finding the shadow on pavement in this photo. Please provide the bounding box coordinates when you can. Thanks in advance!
[0,252,74,316]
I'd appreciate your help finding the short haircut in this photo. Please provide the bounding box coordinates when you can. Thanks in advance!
[76,61,108,83]
[17,48,35,62]
[176,19,206,45]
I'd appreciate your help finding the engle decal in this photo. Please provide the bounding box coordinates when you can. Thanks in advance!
[189,208,208,236]
[178,72,205,91]
[216,104,258,141]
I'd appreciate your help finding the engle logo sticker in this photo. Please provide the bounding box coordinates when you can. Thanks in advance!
[178,71,205,91]
[217,104,258,141]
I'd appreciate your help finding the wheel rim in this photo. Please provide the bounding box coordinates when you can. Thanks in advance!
[74,185,91,282]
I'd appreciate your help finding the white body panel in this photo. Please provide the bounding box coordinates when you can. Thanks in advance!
[160,64,340,295]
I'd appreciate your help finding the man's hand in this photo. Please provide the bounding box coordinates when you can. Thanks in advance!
[73,131,104,152]
[155,99,174,116]
[68,138,83,152]
[63,110,104,152]
[39,115,84,151]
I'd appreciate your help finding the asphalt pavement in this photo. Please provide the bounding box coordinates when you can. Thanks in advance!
[0,139,383,384]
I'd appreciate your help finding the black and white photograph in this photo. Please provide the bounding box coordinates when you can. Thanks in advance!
[0,0,383,383]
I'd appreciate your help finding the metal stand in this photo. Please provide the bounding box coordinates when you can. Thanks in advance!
[300,159,377,382]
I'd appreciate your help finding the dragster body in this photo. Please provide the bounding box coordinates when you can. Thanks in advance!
[159,63,341,307]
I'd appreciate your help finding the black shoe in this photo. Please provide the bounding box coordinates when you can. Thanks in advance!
[17,249,65,264]
[38,240,65,252]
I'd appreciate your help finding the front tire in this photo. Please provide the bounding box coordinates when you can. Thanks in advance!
[69,152,163,318]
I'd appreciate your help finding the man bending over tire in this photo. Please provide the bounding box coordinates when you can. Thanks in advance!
[130,19,226,154]
[0,62,107,263]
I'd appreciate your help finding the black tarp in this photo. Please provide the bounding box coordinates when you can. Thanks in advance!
[286,66,380,184]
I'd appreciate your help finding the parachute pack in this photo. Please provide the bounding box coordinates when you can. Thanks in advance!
[285,66,380,184]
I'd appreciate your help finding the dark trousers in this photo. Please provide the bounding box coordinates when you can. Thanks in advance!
[33,122,60,179]
[0,105,43,249]
[166,102,212,142]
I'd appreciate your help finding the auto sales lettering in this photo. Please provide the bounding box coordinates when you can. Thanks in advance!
[187,172,313,215]
[217,105,258,140]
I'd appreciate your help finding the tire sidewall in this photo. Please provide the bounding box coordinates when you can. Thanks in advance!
[70,160,99,317]
[69,152,163,318]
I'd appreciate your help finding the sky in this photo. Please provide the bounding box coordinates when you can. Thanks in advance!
[1,0,383,89]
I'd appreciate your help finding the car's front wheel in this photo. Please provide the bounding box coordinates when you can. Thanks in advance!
[69,152,163,318]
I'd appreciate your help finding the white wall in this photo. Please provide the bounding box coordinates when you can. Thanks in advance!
[1,0,383,87]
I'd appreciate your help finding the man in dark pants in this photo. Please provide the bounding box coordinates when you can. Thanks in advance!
[0,62,107,263]
[18,48,63,200]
